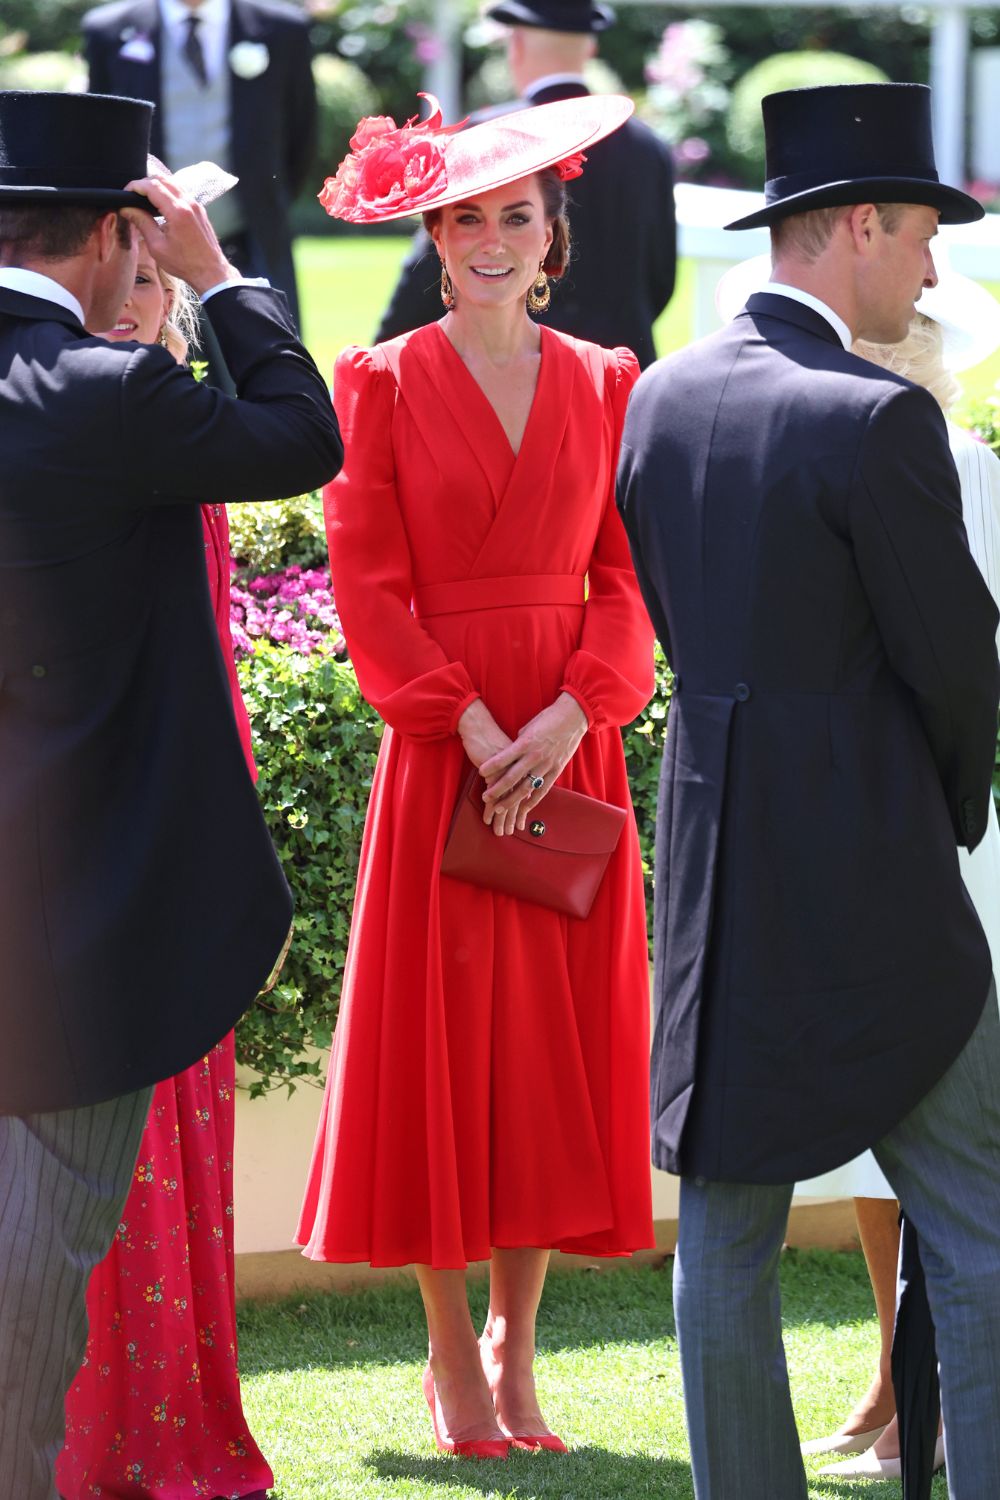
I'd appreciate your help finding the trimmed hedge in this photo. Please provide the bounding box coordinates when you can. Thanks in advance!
[235,642,382,1096]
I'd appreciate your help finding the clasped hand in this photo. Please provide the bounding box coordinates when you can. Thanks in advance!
[457,693,588,837]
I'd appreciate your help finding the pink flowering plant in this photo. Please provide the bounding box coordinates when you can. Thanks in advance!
[230,565,345,660]
[643,20,733,182]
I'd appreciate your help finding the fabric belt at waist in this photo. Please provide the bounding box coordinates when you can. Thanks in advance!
[412,574,585,619]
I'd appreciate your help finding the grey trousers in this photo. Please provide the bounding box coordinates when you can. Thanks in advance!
[0,1086,153,1500]
[674,984,1000,1500]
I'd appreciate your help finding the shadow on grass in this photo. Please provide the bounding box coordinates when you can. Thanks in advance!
[366,1444,696,1499]
[238,1253,879,1376]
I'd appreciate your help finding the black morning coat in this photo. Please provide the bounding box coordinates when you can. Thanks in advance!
[617,292,1000,1184]
[0,284,343,1115]
[375,80,677,370]
[83,0,317,324]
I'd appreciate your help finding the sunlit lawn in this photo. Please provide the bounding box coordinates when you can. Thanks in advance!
[295,232,1000,409]
[237,1252,947,1500]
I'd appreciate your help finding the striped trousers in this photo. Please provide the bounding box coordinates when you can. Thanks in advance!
[0,1087,153,1500]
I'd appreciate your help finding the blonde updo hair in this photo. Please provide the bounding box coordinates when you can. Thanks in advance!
[157,269,201,364]
[854,312,961,414]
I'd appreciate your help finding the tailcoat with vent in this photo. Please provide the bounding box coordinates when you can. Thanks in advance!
[617,292,1000,1184]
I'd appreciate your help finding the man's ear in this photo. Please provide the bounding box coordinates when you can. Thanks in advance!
[95,211,123,264]
[847,202,879,252]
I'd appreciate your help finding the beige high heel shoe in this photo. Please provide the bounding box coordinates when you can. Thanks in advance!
[800,1424,887,1457]
[818,1433,945,1480]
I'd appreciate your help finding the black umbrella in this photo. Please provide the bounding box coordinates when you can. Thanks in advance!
[892,1214,942,1500]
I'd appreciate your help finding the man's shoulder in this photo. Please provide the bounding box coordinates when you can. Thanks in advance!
[614,112,673,162]
[238,0,313,31]
[631,319,910,415]
[82,0,145,33]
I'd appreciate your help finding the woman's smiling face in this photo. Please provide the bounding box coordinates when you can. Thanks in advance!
[431,174,554,310]
[96,250,171,345]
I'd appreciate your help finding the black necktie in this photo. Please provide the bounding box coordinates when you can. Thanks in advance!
[182,14,209,88]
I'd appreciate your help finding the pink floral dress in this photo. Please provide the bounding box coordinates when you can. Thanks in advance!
[56,506,270,1500]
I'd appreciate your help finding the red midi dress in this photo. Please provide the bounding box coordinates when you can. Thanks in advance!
[57,506,271,1500]
[297,323,656,1270]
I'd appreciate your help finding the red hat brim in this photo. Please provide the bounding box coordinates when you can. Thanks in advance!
[325,94,634,225]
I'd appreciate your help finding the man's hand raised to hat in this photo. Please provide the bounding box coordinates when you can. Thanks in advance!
[121,174,237,297]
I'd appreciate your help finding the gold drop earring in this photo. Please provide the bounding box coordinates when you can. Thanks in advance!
[526,261,550,313]
[440,262,455,309]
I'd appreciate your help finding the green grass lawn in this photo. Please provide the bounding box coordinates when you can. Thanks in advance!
[295,234,1000,407]
[237,1252,946,1500]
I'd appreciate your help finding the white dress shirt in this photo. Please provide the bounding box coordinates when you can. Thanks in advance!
[763,282,853,351]
[0,264,260,324]
[0,268,85,323]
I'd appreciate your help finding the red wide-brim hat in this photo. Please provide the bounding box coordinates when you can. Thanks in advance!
[319,92,634,226]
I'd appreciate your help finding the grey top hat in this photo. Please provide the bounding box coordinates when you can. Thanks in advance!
[0,90,155,212]
[726,83,984,231]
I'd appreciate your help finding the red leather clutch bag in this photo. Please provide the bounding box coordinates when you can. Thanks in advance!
[440,770,627,920]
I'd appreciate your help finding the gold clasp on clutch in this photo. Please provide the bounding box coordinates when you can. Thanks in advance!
[529,820,546,838]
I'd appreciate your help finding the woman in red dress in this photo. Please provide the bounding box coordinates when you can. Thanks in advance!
[298,96,655,1458]
[56,251,271,1500]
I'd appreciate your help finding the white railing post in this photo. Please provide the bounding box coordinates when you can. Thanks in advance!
[931,6,970,190]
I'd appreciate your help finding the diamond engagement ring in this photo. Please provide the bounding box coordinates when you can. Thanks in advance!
[529,775,545,791]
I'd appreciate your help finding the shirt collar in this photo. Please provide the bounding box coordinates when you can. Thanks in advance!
[763,282,853,350]
[523,74,588,101]
[160,0,228,28]
[0,268,85,325]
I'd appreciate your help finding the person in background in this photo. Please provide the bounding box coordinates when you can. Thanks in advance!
[375,0,676,369]
[57,240,272,1500]
[83,0,316,330]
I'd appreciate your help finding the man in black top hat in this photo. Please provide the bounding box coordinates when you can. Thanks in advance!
[618,82,1000,1497]
[0,88,341,1496]
[374,0,676,369]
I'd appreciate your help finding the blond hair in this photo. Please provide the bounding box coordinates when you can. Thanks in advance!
[854,312,960,413]
[157,269,201,363]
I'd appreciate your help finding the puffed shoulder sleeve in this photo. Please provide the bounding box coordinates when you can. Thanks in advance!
[561,347,656,730]
[324,347,480,739]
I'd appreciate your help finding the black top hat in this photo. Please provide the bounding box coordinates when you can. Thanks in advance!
[0,90,155,212]
[726,83,983,230]
[485,0,615,35]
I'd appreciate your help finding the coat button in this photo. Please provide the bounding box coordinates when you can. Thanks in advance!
[734,682,751,702]
[31,664,46,678]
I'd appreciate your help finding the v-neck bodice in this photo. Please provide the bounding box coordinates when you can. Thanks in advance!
[375,321,603,583]
[430,319,546,464]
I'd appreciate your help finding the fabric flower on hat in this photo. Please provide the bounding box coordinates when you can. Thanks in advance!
[349,116,399,152]
[319,92,460,224]
[554,152,587,181]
